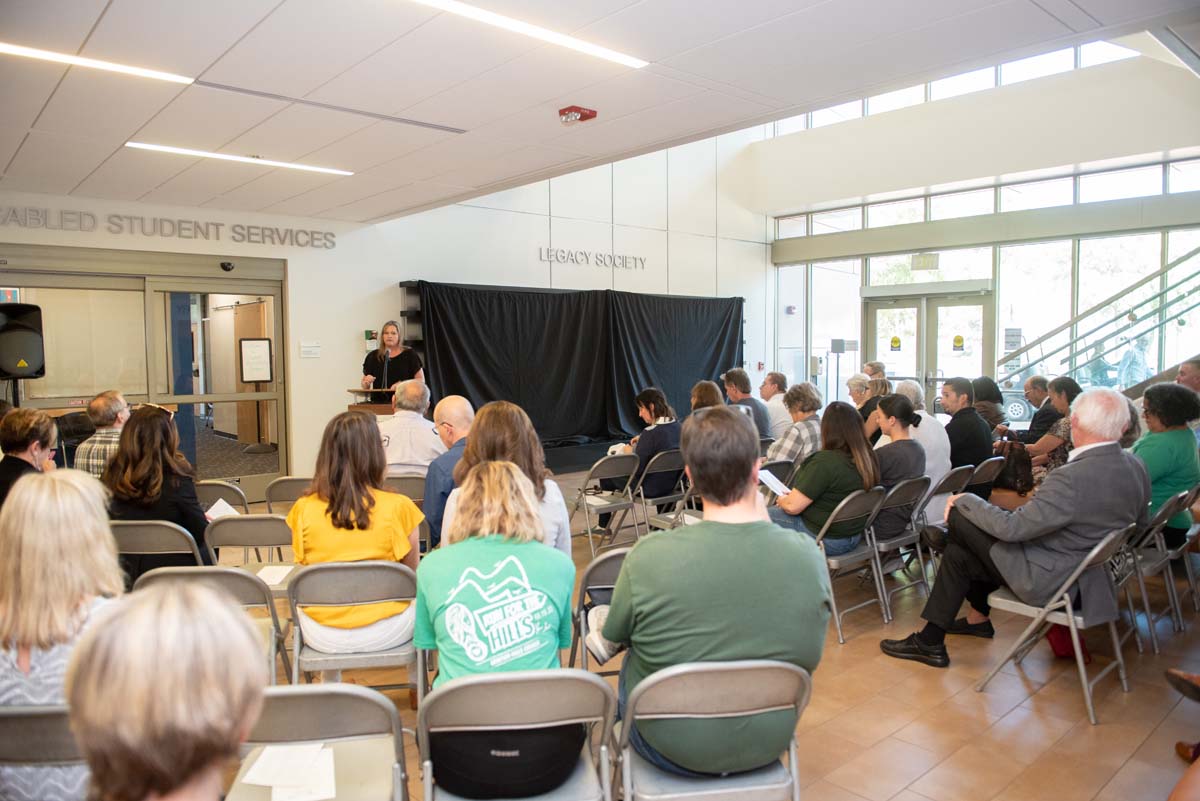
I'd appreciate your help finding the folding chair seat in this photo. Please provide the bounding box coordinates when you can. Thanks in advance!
[647,486,698,531]
[134,566,292,683]
[227,683,408,801]
[810,487,888,644]
[568,454,640,557]
[384,475,432,552]
[975,524,1141,725]
[568,548,632,673]
[287,561,422,697]
[206,515,296,598]
[619,660,810,801]
[630,450,686,531]
[870,475,932,619]
[417,669,616,801]
[265,476,311,515]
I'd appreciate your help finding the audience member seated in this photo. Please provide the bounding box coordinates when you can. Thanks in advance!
[722,367,771,437]
[863,360,886,381]
[872,394,927,541]
[415,461,578,798]
[0,408,56,508]
[443,401,572,557]
[878,380,953,523]
[66,582,267,801]
[73,391,130,478]
[1017,376,1081,486]
[850,374,889,445]
[606,387,683,506]
[768,401,880,555]
[1121,395,1143,448]
[765,382,823,465]
[377,379,446,476]
[880,388,1149,668]
[971,376,1007,430]
[689,380,723,413]
[1133,383,1200,549]
[423,395,475,549]
[759,371,793,438]
[995,376,1062,444]
[1176,359,1200,446]
[287,411,421,666]
[0,470,123,801]
[940,377,994,498]
[591,406,830,777]
[104,405,213,583]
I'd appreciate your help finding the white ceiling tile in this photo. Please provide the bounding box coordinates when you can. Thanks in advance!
[134,85,290,151]
[1028,0,1101,32]
[0,0,107,51]
[0,59,67,134]
[436,145,586,186]
[219,104,376,164]
[298,121,454,172]
[82,0,278,76]
[1073,0,1200,26]
[34,69,187,139]
[349,132,526,185]
[322,181,473,221]
[200,0,439,97]
[305,14,537,116]
[138,159,274,205]
[399,46,630,129]
[465,0,642,32]
[201,170,341,211]
[2,130,120,194]
[0,128,29,173]
[73,146,197,201]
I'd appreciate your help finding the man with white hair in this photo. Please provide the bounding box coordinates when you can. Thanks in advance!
[376,379,446,476]
[876,379,953,521]
[880,388,1149,668]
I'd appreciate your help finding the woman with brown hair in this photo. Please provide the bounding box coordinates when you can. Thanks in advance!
[287,410,422,656]
[360,319,423,401]
[104,405,212,581]
[768,401,881,555]
[689,380,723,413]
[442,401,571,555]
[0,407,57,508]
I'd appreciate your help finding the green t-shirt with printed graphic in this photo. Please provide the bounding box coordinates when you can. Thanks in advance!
[414,535,575,688]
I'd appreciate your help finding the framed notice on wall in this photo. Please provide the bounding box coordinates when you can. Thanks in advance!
[239,337,273,384]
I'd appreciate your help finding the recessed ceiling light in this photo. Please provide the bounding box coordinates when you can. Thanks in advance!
[125,142,354,176]
[0,41,194,84]
[408,0,648,68]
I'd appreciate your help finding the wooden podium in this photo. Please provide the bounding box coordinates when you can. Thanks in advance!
[347,388,393,416]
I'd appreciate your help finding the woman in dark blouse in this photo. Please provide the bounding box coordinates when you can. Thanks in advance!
[361,320,423,402]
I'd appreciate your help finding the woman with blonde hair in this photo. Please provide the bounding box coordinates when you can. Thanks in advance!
[0,407,57,508]
[287,411,422,658]
[66,582,267,801]
[415,460,578,798]
[0,470,123,801]
[360,319,423,402]
[442,401,571,555]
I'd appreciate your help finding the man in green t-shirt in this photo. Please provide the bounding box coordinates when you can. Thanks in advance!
[600,405,832,777]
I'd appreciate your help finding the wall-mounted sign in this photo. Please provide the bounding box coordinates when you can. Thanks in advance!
[1004,327,1022,352]
[0,205,337,249]
[537,247,645,270]
[890,336,901,352]
[952,334,965,352]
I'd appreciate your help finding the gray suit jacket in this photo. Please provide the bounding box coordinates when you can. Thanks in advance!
[954,442,1149,625]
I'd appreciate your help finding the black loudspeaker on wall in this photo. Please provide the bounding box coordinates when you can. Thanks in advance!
[0,304,46,380]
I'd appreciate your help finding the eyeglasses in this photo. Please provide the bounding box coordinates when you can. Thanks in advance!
[140,402,175,419]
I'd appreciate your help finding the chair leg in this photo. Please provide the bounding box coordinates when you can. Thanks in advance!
[870,552,892,624]
[1013,623,1051,666]
[1184,549,1200,613]
[579,614,590,672]
[1163,562,1185,633]
[825,556,846,645]
[277,633,293,684]
[568,611,580,668]
[584,504,598,559]
[1108,620,1130,693]
[1065,612,1097,725]
[977,613,1049,692]
[1133,567,1161,654]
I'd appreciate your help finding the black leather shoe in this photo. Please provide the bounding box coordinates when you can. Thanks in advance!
[880,633,950,668]
[945,618,995,638]
[920,525,949,554]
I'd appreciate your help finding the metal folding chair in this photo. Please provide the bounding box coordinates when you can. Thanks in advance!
[111,519,204,565]
[265,476,311,515]
[0,705,82,769]
[568,453,640,558]
[1130,491,1190,650]
[965,456,1005,496]
[196,479,266,561]
[417,669,616,801]
[384,475,432,552]
[870,475,933,620]
[619,660,810,801]
[810,487,889,644]
[759,437,775,458]
[227,683,409,801]
[568,548,631,674]
[1165,483,1200,613]
[646,485,700,530]
[629,450,686,532]
[917,465,974,526]
[134,565,292,683]
[975,524,1141,725]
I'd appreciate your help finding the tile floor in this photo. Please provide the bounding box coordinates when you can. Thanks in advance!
[239,471,1200,801]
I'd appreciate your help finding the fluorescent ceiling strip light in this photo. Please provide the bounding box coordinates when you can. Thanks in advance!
[125,142,354,176]
[0,41,193,84]
[408,0,648,68]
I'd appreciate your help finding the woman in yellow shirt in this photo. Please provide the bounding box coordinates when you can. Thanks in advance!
[287,411,423,655]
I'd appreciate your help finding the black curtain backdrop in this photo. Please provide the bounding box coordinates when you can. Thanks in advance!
[419,281,743,446]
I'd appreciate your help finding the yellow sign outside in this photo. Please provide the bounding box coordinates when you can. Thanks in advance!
[889,336,901,352]
[952,335,965,352]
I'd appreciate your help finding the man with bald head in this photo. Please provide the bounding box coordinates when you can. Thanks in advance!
[423,395,475,548]
[377,379,446,476]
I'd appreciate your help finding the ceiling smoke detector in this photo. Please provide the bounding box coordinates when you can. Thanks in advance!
[559,105,597,126]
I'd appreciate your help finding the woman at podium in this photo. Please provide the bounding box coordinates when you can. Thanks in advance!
[361,320,423,401]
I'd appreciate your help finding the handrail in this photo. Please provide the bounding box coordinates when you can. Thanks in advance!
[998,243,1200,367]
[1068,294,1200,374]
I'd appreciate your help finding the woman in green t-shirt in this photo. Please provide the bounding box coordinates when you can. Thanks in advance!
[768,401,880,555]
[1132,383,1200,549]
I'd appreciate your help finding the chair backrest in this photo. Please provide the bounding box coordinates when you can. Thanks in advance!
[247,684,404,764]
[577,548,630,608]
[206,514,291,551]
[1183,481,1200,511]
[265,476,312,514]
[384,474,425,505]
[586,453,639,487]
[1134,491,1189,549]
[632,449,685,498]
[417,669,615,758]
[928,465,975,497]
[0,706,81,766]
[813,487,887,542]
[110,520,203,565]
[1057,524,1141,601]
[134,565,276,610]
[879,476,932,512]
[618,660,811,752]
[968,456,1006,487]
[759,437,774,457]
[288,561,417,619]
[195,479,250,514]
[760,460,793,487]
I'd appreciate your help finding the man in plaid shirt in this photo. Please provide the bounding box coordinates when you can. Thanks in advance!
[74,391,130,478]
[765,383,823,466]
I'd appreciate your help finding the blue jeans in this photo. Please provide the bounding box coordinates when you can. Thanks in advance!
[617,657,712,778]
[767,507,861,556]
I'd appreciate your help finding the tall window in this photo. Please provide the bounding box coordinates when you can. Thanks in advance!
[997,241,1072,381]
[1077,233,1162,388]
[810,260,862,405]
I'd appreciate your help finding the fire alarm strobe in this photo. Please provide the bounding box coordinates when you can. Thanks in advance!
[559,105,597,126]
